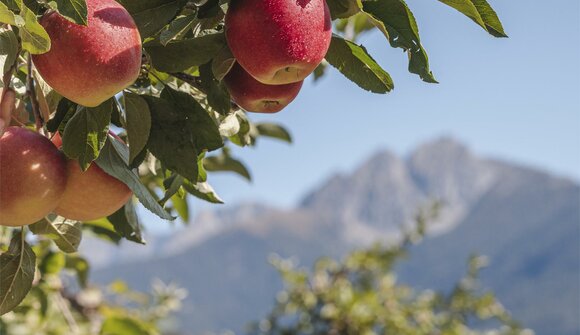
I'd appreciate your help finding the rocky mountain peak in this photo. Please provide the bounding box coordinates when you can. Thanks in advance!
[408,137,499,207]
[299,138,501,237]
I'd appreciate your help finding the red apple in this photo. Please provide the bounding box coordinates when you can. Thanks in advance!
[224,63,303,113]
[52,133,132,221]
[32,0,142,107]
[225,0,331,85]
[0,127,67,226]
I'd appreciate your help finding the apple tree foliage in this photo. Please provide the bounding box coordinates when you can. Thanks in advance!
[0,0,507,330]
[250,208,526,335]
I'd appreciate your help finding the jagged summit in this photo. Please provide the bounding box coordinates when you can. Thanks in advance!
[300,138,498,235]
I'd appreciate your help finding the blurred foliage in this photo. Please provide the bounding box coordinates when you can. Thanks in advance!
[0,205,530,335]
[0,227,186,335]
[247,206,530,335]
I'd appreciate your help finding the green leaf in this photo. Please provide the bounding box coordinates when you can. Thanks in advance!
[327,0,362,19]
[0,0,22,12]
[47,98,77,133]
[101,315,153,335]
[469,0,507,37]
[159,13,196,45]
[19,3,50,54]
[437,0,506,37]
[256,123,293,143]
[62,100,113,170]
[123,93,151,165]
[33,69,60,121]
[117,0,187,38]
[64,254,89,288]
[95,137,174,220]
[362,0,437,83]
[0,232,36,316]
[218,112,240,137]
[143,87,223,181]
[211,46,235,81]
[325,35,393,93]
[0,28,18,75]
[197,152,207,182]
[39,251,65,275]
[53,0,88,25]
[438,0,485,28]
[83,219,122,244]
[204,151,251,181]
[143,96,198,181]
[29,286,49,318]
[170,193,189,222]
[200,62,231,115]
[196,0,222,19]
[0,2,24,26]
[228,112,255,147]
[335,12,377,41]
[160,87,223,152]
[160,173,184,204]
[184,181,224,204]
[145,32,226,72]
[313,62,327,81]
[29,214,82,253]
[107,201,145,244]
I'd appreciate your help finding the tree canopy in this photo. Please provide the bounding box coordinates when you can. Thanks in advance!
[0,0,507,329]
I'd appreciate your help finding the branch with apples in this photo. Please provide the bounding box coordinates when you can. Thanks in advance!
[0,0,507,321]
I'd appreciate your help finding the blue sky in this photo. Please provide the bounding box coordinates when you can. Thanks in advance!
[142,0,580,231]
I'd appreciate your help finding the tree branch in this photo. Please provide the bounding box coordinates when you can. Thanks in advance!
[170,72,204,91]
[54,292,81,335]
[26,54,44,132]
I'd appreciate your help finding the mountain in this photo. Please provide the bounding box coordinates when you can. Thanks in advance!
[397,165,580,335]
[89,138,580,335]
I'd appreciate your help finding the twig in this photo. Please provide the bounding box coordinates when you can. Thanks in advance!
[170,72,204,91]
[26,53,43,132]
[10,115,26,127]
[54,292,81,334]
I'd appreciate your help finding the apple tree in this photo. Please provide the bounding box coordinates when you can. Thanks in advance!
[0,0,507,328]
[250,208,525,335]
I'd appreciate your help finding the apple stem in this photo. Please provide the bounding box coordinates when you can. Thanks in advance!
[26,53,44,133]
[170,72,204,90]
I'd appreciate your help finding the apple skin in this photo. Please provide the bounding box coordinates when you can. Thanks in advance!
[32,0,142,107]
[225,0,331,85]
[0,127,67,227]
[224,63,303,113]
[52,133,132,221]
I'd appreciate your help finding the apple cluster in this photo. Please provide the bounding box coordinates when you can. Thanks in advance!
[0,127,132,227]
[31,0,332,114]
[0,0,333,226]
[223,0,332,113]
[0,0,138,226]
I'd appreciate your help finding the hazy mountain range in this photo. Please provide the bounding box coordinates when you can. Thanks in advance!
[86,138,580,335]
